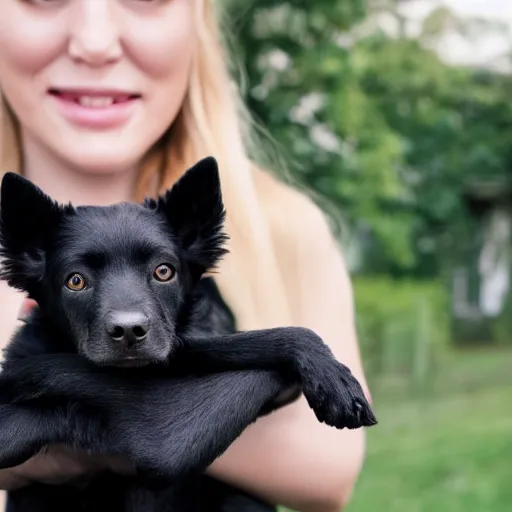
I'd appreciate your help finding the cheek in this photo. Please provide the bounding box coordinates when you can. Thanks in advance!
[61,293,94,339]
[124,0,196,130]
[0,5,66,96]
[126,0,196,79]
[150,283,181,317]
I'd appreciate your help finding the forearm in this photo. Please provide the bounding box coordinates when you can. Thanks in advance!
[0,469,29,491]
[205,396,366,512]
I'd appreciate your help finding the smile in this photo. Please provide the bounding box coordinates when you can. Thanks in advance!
[47,88,142,129]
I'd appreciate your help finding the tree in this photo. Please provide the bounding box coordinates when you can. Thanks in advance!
[222,0,512,277]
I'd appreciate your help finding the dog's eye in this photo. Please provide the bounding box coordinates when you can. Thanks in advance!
[153,264,175,283]
[66,273,87,291]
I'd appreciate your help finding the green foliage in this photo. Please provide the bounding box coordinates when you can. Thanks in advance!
[490,294,512,347]
[353,277,450,384]
[221,0,512,277]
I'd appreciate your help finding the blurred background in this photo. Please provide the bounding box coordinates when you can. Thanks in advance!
[222,0,512,510]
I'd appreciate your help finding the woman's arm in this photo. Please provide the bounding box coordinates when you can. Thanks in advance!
[205,190,372,512]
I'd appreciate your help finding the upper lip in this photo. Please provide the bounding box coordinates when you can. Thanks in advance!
[48,87,141,98]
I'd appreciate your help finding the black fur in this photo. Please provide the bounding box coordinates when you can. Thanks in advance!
[0,157,376,512]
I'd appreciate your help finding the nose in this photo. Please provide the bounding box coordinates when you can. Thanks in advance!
[68,2,122,66]
[105,311,150,344]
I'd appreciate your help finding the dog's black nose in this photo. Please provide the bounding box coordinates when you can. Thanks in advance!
[105,311,150,344]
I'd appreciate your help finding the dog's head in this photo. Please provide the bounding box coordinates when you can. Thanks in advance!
[0,157,228,366]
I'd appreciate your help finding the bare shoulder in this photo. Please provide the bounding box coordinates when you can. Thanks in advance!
[253,167,349,287]
[254,168,339,253]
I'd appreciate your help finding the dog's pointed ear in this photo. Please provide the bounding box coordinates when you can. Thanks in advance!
[0,173,70,293]
[145,157,229,276]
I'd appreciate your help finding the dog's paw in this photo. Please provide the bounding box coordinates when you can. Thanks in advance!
[297,350,377,430]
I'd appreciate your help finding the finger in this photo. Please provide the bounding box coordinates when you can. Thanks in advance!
[17,447,92,485]
[16,298,38,323]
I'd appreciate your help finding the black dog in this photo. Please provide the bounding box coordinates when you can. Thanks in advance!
[0,157,376,512]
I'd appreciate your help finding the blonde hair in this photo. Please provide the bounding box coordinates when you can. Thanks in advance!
[0,0,301,331]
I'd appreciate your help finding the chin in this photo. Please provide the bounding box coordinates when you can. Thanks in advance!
[110,358,152,368]
[55,137,150,176]
[83,343,173,369]
[86,354,158,368]
[68,150,143,176]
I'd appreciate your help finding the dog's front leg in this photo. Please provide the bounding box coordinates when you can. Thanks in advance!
[0,404,57,469]
[0,354,296,483]
[178,328,377,430]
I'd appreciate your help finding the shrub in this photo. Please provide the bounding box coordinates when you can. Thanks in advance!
[353,277,451,386]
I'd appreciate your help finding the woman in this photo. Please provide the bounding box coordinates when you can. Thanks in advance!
[0,1,372,511]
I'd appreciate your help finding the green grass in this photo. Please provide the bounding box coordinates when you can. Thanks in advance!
[346,357,512,511]
[282,348,512,512]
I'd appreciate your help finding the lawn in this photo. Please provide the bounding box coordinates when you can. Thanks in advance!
[346,350,512,511]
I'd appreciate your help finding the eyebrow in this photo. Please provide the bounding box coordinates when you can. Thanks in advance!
[131,240,178,260]
[81,251,108,270]
[60,238,179,271]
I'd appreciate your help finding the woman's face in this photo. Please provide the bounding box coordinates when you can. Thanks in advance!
[0,0,196,174]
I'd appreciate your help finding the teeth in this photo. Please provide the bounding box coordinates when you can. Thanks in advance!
[78,96,115,108]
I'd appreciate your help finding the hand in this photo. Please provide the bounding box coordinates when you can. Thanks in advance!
[0,445,135,491]
[16,297,38,323]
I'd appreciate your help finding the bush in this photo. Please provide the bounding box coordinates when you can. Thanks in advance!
[490,292,512,347]
[353,277,451,387]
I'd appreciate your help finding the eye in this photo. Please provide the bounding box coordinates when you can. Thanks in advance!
[66,273,87,291]
[153,264,175,283]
